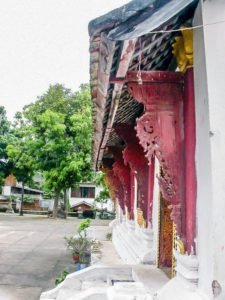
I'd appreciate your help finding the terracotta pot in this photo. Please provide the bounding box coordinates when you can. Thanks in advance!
[72,254,79,263]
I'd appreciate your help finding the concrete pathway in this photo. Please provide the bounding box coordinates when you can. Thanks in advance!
[0,214,109,300]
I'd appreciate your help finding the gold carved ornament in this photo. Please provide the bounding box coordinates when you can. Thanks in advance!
[171,224,185,278]
[176,239,185,255]
[137,208,147,228]
[126,210,130,220]
[172,27,193,73]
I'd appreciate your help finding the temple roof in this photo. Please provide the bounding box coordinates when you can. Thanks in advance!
[89,0,198,170]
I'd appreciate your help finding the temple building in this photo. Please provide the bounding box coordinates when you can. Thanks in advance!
[88,0,225,299]
[40,1,225,299]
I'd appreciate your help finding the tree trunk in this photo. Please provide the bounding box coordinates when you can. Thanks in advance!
[19,181,24,216]
[63,189,68,218]
[52,188,59,218]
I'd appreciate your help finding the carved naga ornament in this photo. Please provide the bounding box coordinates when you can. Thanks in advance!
[127,71,184,237]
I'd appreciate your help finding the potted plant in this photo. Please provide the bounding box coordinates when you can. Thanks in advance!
[65,219,92,267]
[64,236,90,264]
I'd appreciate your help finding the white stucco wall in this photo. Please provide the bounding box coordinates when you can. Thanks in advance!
[152,157,160,263]
[69,184,113,212]
[2,186,11,196]
[202,2,225,299]
[194,1,225,298]
[193,3,214,298]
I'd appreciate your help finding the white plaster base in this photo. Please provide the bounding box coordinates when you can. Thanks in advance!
[111,219,155,264]
[155,276,210,300]
[86,226,112,241]
[155,252,209,300]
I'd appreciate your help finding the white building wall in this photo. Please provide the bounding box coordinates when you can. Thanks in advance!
[152,158,160,264]
[194,1,225,298]
[202,2,225,299]
[193,3,214,298]
[69,184,113,212]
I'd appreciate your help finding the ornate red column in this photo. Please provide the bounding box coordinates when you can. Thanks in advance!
[108,147,131,217]
[102,158,125,212]
[184,67,197,253]
[114,124,155,225]
[127,71,185,238]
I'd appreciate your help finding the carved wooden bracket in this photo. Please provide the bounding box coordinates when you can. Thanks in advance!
[105,169,125,212]
[106,147,132,215]
[127,71,185,237]
[114,123,154,224]
[113,160,131,215]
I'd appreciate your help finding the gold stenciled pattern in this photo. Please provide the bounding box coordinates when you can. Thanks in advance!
[172,27,193,72]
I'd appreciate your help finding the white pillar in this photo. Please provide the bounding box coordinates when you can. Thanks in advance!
[152,157,160,264]
[194,1,225,298]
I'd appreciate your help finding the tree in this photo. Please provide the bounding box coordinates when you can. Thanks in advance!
[94,172,111,215]
[6,121,36,216]
[0,106,10,186]
[23,84,92,218]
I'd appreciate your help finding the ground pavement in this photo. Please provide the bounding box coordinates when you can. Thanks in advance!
[0,214,110,300]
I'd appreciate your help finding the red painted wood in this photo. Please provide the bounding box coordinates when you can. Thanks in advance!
[184,68,197,254]
[128,70,185,238]
[130,171,135,219]
[107,147,132,216]
[105,169,125,212]
[114,124,155,225]
[113,159,131,215]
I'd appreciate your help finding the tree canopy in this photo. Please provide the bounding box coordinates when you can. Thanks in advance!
[0,84,92,217]
[22,83,93,217]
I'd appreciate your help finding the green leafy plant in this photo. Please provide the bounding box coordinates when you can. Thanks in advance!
[106,233,112,241]
[55,269,69,286]
[77,219,91,238]
[23,195,35,203]
[64,236,90,255]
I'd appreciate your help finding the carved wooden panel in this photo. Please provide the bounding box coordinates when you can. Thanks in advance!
[127,70,185,237]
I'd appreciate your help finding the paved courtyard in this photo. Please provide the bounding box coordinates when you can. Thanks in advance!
[0,214,110,300]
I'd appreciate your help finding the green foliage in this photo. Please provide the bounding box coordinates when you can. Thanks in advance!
[0,106,10,136]
[55,270,69,286]
[64,236,90,255]
[0,106,11,184]
[21,83,93,217]
[94,171,111,210]
[23,195,35,203]
[77,219,91,237]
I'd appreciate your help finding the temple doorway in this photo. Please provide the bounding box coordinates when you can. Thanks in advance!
[157,192,174,278]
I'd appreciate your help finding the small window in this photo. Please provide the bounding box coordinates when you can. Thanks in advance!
[71,186,95,198]
[80,187,95,198]
[71,188,80,197]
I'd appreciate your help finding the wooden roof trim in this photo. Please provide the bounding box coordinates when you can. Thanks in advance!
[95,39,137,170]
[91,33,116,166]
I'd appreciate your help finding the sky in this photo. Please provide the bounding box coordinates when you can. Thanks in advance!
[0,0,130,120]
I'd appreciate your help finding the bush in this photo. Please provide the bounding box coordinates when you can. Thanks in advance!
[55,270,69,286]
